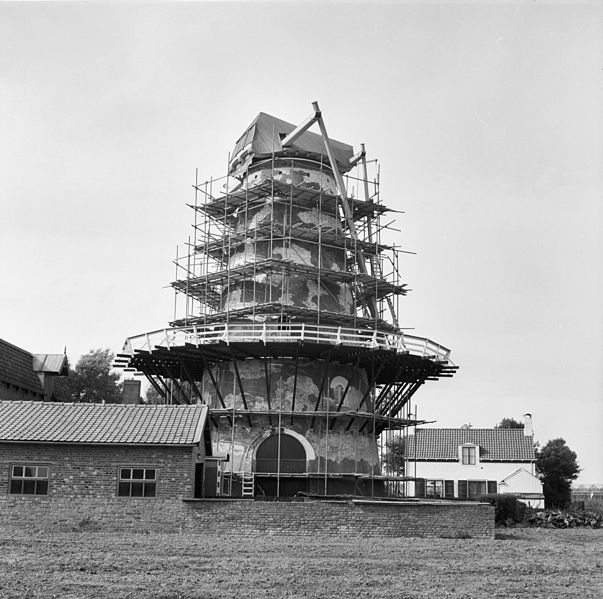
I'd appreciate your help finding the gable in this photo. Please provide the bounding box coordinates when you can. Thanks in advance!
[499,467,543,495]
[0,339,71,402]
[501,467,541,485]
[0,338,45,395]
[32,353,69,375]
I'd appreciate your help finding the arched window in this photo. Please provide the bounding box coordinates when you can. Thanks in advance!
[333,383,345,402]
[330,376,348,403]
[255,433,306,474]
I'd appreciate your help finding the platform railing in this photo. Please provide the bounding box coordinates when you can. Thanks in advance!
[122,322,451,362]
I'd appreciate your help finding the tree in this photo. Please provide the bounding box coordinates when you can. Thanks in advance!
[535,438,580,509]
[144,386,165,405]
[495,417,524,429]
[67,349,123,403]
[382,436,406,475]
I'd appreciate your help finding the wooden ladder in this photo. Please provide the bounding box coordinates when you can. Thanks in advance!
[241,472,255,498]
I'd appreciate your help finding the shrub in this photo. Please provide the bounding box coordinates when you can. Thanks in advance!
[478,493,527,525]
[583,499,603,517]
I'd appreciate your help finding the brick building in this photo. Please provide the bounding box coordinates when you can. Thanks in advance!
[0,400,494,537]
[0,401,210,501]
[0,338,69,402]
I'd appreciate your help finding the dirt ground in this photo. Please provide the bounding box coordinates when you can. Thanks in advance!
[0,527,601,599]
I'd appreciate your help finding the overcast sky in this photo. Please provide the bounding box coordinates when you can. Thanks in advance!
[1,1,601,483]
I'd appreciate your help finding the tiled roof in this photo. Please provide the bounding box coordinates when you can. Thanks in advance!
[403,428,535,461]
[0,401,208,445]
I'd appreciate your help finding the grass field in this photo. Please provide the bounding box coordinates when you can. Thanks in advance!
[0,527,601,598]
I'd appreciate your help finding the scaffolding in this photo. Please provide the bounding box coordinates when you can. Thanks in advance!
[116,103,456,499]
[171,162,404,327]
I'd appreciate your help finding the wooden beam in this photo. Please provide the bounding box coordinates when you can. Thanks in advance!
[312,102,377,319]
[198,350,227,410]
[229,348,252,427]
[311,352,332,430]
[263,356,272,427]
[328,356,362,431]
[280,112,319,147]
[290,343,301,426]
[145,373,168,403]
[177,359,204,404]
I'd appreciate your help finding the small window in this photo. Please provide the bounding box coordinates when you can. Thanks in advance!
[461,446,477,465]
[118,467,157,498]
[9,464,49,495]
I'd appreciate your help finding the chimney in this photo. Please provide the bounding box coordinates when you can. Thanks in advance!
[523,413,533,436]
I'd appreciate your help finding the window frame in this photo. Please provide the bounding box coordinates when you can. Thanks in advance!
[425,479,444,498]
[460,445,478,465]
[467,479,487,499]
[458,479,498,500]
[117,466,158,498]
[9,463,50,496]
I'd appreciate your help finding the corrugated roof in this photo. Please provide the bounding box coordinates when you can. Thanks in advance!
[403,428,536,461]
[229,112,354,175]
[0,401,208,445]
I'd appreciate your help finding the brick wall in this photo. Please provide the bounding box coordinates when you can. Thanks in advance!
[0,443,493,538]
[0,495,494,538]
[182,500,494,538]
[0,443,196,499]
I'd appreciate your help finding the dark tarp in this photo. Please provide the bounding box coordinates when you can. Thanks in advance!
[229,112,354,176]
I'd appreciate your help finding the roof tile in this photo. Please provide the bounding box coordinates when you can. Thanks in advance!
[403,428,535,461]
[0,401,207,445]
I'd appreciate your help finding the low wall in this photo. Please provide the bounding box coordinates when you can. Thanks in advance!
[0,496,494,538]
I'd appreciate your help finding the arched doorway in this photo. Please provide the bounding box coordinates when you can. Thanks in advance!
[255,433,306,474]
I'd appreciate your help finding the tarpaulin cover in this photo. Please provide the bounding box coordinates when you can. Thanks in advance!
[229,112,354,176]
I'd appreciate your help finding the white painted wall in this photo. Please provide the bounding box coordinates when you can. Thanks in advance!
[499,467,545,508]
[405,459,539,499]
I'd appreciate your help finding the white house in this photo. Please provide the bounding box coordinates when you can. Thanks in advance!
[402,415,544,508]
[498,467,545,508]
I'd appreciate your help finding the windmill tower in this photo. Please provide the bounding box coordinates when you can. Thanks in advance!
[116,103,456,497]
